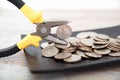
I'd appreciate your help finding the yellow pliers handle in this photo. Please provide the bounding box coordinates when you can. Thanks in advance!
[0,0,44,57]
[17,34,42,50]
[7,0,44,49]
[0,34,42,57]
[8,0,44,23]
[7,0,44,48]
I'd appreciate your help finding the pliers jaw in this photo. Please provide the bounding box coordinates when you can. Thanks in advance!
[32,20,70,45]
[45,35,68,45]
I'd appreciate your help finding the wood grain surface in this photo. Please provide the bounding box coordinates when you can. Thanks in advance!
[0,8,120,80]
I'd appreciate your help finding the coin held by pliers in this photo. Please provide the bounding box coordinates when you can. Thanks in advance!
[56,25,72,39]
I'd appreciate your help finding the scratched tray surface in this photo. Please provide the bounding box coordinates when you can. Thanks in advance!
[22,25,120,73]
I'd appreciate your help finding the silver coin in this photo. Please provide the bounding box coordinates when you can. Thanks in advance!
[116,39,120,43]
[65,37,80,46]
[76,50,89,58]
[107,44,120,51]
[55,42,70,49]
[65,37,79,42]
[54,52,72,59]
[76,32,97,39]
[94,37,108,42]
[109,38,116,43]
[92,44,108,49]
[64,54,81,63]
[62,47,77,53]
[109,51,120,57]
[117,35,120,39]
[94,48,111,55]
[80,38,94,46]
[107,47,119,52]
[85,52,102,58]
[78,46,92,52]
[96,34,110,40]
[41,42,49,49]
[78,41,85,46]
[109,43,120,49]
[94,41,108,45]
[109,41,120,48]
[70,42,79,47]
[42,44,59,57]
[56,25,72,39]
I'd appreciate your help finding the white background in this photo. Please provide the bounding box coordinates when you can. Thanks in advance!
[0,0,120,10]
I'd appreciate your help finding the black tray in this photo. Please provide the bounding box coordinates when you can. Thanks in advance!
[22,25,120,73]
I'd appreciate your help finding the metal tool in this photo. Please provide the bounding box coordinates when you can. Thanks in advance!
[0,0,69,57]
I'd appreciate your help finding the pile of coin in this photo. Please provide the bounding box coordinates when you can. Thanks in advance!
[41,31,120,63]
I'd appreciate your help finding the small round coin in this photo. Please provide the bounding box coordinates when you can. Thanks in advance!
[62,47,77,53]
[94,48,111,55]
[42,44,59,57]
[56,25,72,39]
[92,44,108,49]
[96,34,110,40]
[76,32,97,39]
[94,37,108,42]
[109,41,120,46]
[94,41,108,45]
[80,38,94,46]
[109,38,116,43]
[65,37,79,42]
[64,54,81,63]
[54,52,72,59]
[55,42,70,49]
[76,50,88,58]
[116,39,120,43]
[78,46,92,52]
[117,35,120,39]
[108,43,120,49]
[109,51,120,57]
[85,52,102,58]
[107,44,120,51]
[41,42,49,49]
[65,37,80,46]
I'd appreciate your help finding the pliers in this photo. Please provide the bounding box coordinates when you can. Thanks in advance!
[0,0,69,57]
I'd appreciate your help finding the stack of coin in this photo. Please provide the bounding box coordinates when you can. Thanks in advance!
[92,34,111,56]
[107,38,120,51]
[41,32,120,63]
[93,34,109,49]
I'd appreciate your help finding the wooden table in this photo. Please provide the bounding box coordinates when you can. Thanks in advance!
[0,8,120,80]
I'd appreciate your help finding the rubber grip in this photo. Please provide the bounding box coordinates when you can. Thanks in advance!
[0,44,20,57]
[7,0,25,9]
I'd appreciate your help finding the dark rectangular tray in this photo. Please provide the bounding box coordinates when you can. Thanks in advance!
[22,25,120,73]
